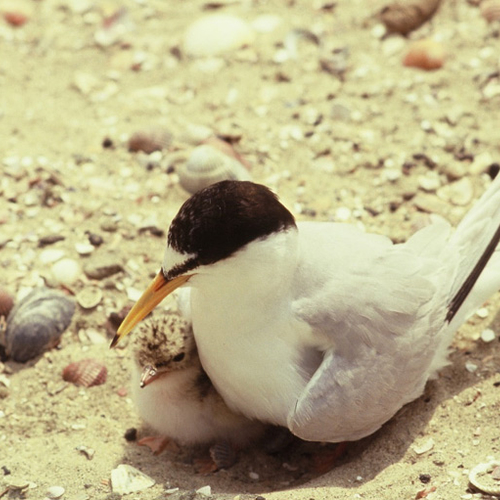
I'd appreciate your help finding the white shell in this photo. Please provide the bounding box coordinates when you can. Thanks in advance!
[178,145,251,194]
[183,14,255,57]
[76,287,103,309]
[110,464,155,495]
[469,461,500,495]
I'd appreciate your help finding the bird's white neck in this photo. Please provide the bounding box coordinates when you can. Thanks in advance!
[188,228,311,425]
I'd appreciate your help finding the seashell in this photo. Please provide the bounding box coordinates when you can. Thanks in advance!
[202,136,251,169]
[4,288,75,362]
[183,14,255,57]
[76,287,103,309]
[0,288,14,318]
[178,144,252,194]
[62,359,107,387]
[379,0,442,35]
[46,486,65,499]
[480,0,500,22]
[128,128,173,154]
[469,460,500,495]
[403,39,445,71]
[110,464,155,494]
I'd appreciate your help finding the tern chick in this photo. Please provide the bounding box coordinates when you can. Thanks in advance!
[116,178,500,444]
[131,313,265,461]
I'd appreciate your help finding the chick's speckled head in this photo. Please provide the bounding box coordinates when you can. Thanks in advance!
[133,314,197,375]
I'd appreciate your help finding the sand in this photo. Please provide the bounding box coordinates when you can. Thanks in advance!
[1,0,500,499]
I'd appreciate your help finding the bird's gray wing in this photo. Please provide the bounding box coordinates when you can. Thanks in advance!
[288,222,451,442]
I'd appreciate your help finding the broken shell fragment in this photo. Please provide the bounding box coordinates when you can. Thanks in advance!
[469,460,500,495]
[110,464,155,494]
[178,144,251,194]
[62,359,107,387]
[403,39,445,71]
[128,129,173,154]
[4,288,75,362]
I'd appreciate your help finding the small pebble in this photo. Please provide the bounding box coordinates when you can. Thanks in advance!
[465,362,478,373]
[196,485,212,496]
[38,235,66,247]
[183,14,254,57]
[75,243,95,255]
[51,258,81,286]
[87,233,104,247]
[481,329,496,343]
[476,307,489,319]
[249,471,259,480]
[39,248,66,265]
[83,260,124,280]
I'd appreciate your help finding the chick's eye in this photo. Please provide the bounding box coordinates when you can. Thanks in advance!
[172,353,185,362]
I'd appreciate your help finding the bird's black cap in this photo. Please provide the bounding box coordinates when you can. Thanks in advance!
[165,181,296,279]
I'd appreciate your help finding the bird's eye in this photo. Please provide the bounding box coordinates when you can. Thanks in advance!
[172,353,185,362]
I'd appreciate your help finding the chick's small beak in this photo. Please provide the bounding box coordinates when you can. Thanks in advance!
[140,365,159,388]
[110,271,192,348]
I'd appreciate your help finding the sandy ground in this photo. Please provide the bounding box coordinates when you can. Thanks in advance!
[1,0,500,499]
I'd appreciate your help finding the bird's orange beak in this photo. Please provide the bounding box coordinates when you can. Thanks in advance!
[110,271,192,348]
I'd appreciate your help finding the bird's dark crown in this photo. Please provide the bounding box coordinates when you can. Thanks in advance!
[165,181,296,278]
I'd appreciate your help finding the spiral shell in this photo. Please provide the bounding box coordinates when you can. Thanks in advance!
[480,0,500,22]
[62,359,107,387]
[4,288,75,363]
[177,144,252,194]
[0,288,14,318]
[469,461,500,495]
[403,39,445,70]
[128,129,173,154]
[379,0,442,35]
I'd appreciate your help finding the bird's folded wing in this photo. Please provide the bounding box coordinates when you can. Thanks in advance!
[289,240,447,443]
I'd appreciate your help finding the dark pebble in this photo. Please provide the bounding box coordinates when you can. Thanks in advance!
[102,137,114,149]
[419,473,431,484]
[38,235,66,247]
[83,260,124,280]
[124,428,137,442]
[138,226,165,237]
[86,232,104,247]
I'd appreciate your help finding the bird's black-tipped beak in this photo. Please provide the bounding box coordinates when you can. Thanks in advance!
[110,271,192,348]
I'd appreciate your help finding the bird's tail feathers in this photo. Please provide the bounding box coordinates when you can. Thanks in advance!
[446,174,500,331]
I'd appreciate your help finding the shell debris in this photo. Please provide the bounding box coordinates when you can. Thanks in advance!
[403,39,445,71]
[469,460,500,495]
[110,464,155,495]
[62,359,107,387]
[178,144,251,194]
